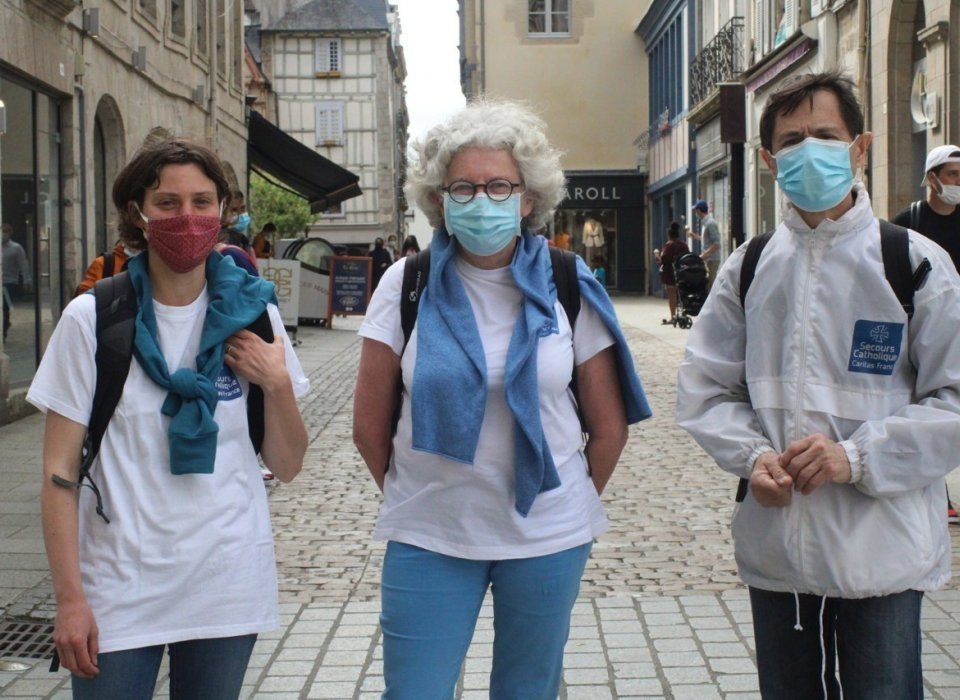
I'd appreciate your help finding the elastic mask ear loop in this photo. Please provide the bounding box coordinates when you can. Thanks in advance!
[849,135,864,184]
[134,202,149,226]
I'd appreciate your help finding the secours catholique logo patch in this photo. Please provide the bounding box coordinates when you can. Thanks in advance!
[848,320,904,376]
[215,365,243,400]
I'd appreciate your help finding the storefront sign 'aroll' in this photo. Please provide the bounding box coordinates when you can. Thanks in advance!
[563,186,621,202]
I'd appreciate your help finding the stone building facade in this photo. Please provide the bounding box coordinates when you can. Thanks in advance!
[0,0,247,423]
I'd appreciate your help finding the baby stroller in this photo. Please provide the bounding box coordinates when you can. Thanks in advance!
[672,252,708,329]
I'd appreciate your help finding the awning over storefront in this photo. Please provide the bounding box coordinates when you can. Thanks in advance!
[247,111,362,213]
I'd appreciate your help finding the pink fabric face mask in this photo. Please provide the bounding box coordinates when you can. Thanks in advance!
[136,204,222,273]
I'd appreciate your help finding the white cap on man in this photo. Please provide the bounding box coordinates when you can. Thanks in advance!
[923,145,960,186]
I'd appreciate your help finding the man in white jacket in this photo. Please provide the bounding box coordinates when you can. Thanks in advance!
[677,71,960,699]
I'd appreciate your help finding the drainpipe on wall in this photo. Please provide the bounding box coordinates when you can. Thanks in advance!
[479,0,486,94]
[76,85,88,272]
[858,0,870,188]
[0,101,7,425]
[207,1,218,146]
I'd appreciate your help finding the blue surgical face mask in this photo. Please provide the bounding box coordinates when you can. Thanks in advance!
[231,212,251,234]
[773,136,858,212]
[443,193,521,257]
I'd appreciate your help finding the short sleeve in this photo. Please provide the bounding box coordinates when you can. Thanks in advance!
[27,294,98,425]
[268,304,310,398]
[358,257,406,355]
[572,296,615,366]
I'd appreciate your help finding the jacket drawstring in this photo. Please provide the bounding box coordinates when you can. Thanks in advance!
[793,592,830,700]
[817,595,828,700]
[792,591,803,631]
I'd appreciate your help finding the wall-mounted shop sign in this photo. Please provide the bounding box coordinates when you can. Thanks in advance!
[562,174,645,208]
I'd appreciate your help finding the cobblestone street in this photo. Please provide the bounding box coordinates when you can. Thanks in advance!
[2,297,960,698]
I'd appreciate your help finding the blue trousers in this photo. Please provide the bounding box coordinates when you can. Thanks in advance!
[749,587,923,700]
[71,634,257,700]
[380,540,593,699]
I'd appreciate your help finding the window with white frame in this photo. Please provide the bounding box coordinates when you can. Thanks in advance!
[315,38,341,74]
[528,0,570,36]
[753,0,797,61]
[315,101,344,146]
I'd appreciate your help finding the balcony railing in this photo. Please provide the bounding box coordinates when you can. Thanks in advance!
[689,17,745,108]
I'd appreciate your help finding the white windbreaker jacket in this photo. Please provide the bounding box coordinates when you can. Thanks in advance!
[677,184,960,598]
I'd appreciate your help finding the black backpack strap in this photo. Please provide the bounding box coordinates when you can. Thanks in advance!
[910,201,921,232]
[101,252,115,280]
[739,231,775,309]
[393,249,431,436]
[879,219,930,320]
[735,231,773,502]
[549,246,584,431]
[550,247,581,330]
[400,248,430,351]
[244,309,274,454]
[73,272,138,523]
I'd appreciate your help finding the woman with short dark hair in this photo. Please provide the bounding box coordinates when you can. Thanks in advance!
[28,136,309,699]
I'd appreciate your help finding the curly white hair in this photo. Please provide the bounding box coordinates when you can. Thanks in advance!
[404,99,566,230]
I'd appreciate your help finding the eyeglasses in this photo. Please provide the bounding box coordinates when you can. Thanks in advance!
[441,179,524,204]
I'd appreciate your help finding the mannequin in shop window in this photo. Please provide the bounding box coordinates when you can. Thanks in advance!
[583,217,604,263]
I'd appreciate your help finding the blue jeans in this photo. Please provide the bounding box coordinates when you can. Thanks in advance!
[749,587,923,700]
[380,541,592,700]
[71,634,257,700]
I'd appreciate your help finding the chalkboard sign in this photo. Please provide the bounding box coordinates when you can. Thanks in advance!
[327,256,371,325]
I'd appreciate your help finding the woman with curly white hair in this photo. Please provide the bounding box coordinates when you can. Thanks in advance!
[353,99,651,698]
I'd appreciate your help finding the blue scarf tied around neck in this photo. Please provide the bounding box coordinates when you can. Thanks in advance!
[411,228,651,516]
[127,251,277,475]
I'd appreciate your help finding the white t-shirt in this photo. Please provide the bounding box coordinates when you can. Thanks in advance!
[27,290,309,653]
[359,255,615,560]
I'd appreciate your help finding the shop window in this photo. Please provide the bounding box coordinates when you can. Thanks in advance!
[315,39,341,75]
[171,0,186,38]
[528,0,570,37]
[315,101,344,146]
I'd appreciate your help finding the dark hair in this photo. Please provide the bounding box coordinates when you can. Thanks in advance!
[759,71,864,152]
[668,221,681,239]
[401,235,420,255]
[261,222,278,233]
[112,137,231,249]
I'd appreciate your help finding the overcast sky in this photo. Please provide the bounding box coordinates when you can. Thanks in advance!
[394,0,465,141]
[393,0,465,240]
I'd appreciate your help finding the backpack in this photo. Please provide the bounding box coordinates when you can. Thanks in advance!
[394,245,583,430]
[909,201,922,232]
[74,270,274,523]
[734,220,931,502]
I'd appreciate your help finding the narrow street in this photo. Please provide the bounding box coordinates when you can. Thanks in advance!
[2,297,959,698]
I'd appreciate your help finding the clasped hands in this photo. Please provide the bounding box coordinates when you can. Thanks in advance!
[749,433,852,508]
